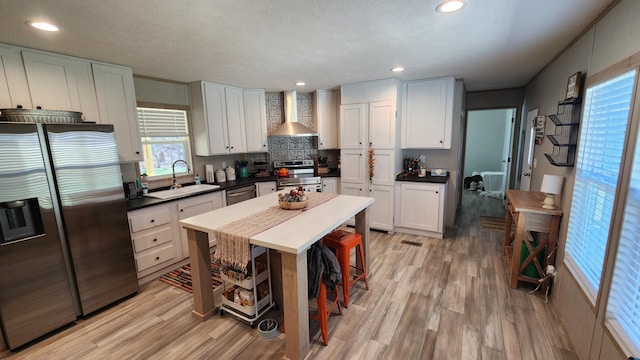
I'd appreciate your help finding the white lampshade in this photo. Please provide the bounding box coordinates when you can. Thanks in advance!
[540,174,564,209]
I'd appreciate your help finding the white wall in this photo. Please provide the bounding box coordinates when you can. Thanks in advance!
[464,109,508,178]
[522,1,640,358]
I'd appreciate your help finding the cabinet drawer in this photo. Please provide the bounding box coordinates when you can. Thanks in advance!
[135,245,176,272]
[129,207,172,232]
[131,226,173,253]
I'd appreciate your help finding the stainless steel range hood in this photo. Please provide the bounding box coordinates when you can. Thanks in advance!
[269,90,318,137]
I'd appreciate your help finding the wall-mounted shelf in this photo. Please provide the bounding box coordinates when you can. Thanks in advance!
[545,99,581,167]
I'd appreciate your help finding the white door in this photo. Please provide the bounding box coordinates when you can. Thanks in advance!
[92,63,143,162]
[370,149,395,186]
[203,83,228,155]
[501,109,515,196]
[340,149,365,184]
[519,108,538,191]
[224,86,247,153]
[340,182,363,197]
[321,178,339,194]
[369,185,394,231]
[244,89,268,152]
[0,45,32,108]
[368,101,395,149]
[340,104,366,149]
[398,183,441,233]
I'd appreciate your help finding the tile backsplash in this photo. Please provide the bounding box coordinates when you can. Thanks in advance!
[266,92,318,162]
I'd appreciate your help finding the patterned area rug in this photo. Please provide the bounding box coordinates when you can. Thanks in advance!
[480,216,506,232]
[159,254,223,293]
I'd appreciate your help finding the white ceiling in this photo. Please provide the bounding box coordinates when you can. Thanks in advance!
[0,0,615,92]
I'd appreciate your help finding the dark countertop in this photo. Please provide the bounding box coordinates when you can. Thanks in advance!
[126,176,278,212]
[127,170,341,212]
[395,173,449,184]
[318,169,340,178]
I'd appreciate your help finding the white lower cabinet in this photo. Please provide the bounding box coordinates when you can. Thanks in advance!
[177,192,224,257]
[256,181,277,196]
[321,178,340,194]
[128,191,224,284]
[369,185,394,232]
[394,182,447,238]
[128,203,181,279]
[340,182,364,197]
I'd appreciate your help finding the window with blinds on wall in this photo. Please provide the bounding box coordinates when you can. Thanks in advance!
[563,69,636,303]
[607,103,640,355]
[136,107,191,178]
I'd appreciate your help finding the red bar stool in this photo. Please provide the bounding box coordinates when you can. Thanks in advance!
[322,230,369,307]
[280,275,342,346]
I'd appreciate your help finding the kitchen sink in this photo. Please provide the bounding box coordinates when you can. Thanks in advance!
[144,184,221,200]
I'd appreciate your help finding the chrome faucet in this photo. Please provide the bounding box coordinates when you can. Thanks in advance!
[171,160,191,189]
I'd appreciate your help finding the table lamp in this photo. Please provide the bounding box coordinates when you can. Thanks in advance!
[540,174,564,209]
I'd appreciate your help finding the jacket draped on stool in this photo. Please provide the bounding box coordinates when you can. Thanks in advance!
[307,242,342,299]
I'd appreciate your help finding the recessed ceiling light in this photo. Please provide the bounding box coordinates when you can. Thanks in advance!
[391,67,404,73]
[26,21,60,32]
[296,82,305,86]
[436,0,466,13]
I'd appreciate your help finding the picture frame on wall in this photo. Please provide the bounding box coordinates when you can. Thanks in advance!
[565,72,582,100]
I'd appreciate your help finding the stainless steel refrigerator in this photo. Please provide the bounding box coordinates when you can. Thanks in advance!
[0,122,138,350]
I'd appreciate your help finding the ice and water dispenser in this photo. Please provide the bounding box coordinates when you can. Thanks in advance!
[0,197,44,244]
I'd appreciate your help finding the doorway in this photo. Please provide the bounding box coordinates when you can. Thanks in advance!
[462,108,515,203]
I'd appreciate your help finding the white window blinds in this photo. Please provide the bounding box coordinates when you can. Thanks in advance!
[564,69,636,303]
[137,107,188,138]
[607,109,640,355]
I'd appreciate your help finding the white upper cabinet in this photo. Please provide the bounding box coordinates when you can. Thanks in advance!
[0,44,32,109]
[224,86,247,154]
[314,90,339,149]
[92,63,143,162]
[401,76,454,149]
[243,89,268,152]
[21,50,100,121]
[190,81,248,156]
[339,103,366,149]
[368,101,395,149]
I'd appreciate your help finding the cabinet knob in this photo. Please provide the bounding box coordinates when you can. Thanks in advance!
[153,238,157,242]
[150,219,155,223]
[435,191,439,194]
[369,142,372,146]
[231,146,234,149]
[440,140,443,143]
[135,151,140,154]
[226,146,229,149]
[155,256,160,261]
[359,142,362,145]
[180,209,184,212]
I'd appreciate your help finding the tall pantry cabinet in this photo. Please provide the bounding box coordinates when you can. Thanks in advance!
[339,78,403,232]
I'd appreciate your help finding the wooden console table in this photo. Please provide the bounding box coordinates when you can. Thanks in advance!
[503,190,562,288]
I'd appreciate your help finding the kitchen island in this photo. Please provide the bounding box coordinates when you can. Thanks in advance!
[179,192,374,360]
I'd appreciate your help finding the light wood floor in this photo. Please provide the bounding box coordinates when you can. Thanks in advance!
[0,191,578,360]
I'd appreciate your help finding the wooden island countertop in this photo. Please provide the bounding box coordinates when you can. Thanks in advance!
[179,192,374,360]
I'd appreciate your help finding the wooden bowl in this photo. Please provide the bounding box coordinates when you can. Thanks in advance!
[278,200,308,210]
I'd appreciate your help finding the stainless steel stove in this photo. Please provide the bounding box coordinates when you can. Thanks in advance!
[273,160,322,192]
